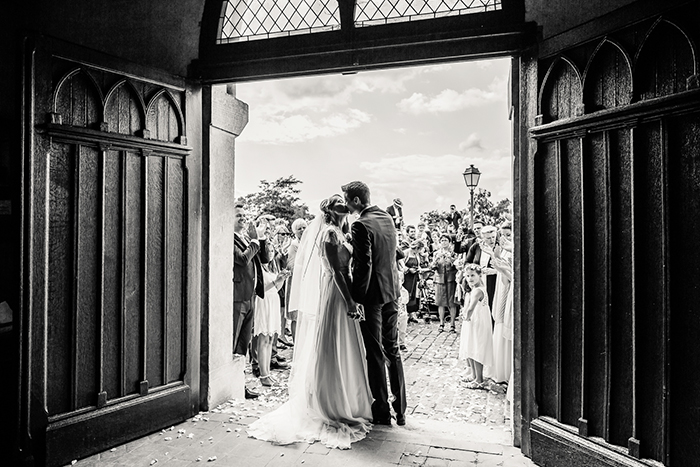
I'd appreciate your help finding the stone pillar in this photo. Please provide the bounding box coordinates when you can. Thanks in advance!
[200,84,249,409]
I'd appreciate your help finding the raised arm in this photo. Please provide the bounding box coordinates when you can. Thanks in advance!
[234,238,261,266]
[350,220,372,303]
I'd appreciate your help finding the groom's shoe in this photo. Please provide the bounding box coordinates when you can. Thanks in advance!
[270,359,289,370]
[396,414,406,426]
[372,415,392,426]
[245,387,260,399]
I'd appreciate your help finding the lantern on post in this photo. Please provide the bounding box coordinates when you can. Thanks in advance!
[462,164,481,229]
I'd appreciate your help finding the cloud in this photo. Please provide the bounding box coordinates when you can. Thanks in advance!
[459,133,484,151]
[396,76,507,114]
[239,108,372,144]
[358,152,512,223]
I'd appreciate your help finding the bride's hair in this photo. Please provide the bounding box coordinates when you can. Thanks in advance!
[320,194,350,235]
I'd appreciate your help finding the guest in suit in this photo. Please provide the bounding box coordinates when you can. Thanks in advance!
[233,201,270,399]
[465,225,498,311]
[386,198,404,230]
[446,204,462,232]
[343,181,407,426]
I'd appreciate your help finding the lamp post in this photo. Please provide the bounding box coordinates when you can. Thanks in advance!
[462,164,481,229]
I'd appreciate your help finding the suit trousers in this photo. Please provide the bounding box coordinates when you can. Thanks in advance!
[360,300,407,421]
[233,298,255,356]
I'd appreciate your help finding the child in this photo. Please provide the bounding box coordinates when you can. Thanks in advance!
[458,264,494,389]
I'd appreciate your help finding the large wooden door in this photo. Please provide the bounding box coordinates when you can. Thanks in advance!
[518,5,700,466]
[25,38,200,466]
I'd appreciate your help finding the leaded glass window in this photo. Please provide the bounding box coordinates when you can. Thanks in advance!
[218,0,341,43]
[354,0,501,27]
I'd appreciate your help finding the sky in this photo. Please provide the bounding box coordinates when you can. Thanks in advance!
[234,58,513,227]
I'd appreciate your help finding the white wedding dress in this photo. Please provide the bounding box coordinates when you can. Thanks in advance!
[247,220,373,449]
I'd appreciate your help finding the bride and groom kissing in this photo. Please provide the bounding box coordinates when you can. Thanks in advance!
[248,181,406,449]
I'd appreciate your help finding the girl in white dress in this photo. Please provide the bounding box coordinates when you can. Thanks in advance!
[459,264,494,389]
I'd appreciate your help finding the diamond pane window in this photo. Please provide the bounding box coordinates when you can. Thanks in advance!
[355,0,501,27]
[218,0,341,43]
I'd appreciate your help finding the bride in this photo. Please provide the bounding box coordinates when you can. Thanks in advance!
[247,194,373,449]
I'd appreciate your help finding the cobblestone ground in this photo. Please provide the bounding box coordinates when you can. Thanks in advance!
[69,318,532,466]
[239,317,510,433]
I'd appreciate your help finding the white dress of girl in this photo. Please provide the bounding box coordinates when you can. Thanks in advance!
[459,285,494,367]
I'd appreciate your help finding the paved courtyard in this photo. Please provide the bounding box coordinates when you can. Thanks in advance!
[69,319,535,467]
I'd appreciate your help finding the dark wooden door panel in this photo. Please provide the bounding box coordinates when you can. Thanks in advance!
[667,112,700,466]
[29,51,195,467]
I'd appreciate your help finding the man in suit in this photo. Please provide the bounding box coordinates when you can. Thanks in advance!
[385,198,404,230]
[233,201,270,399]
[343,181,407,426]
[446,204,462,232]
[465,225,498,310]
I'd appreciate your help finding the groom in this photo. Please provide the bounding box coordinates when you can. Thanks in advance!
[342,181,407,426]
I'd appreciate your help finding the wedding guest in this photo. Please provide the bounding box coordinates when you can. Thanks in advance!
[233,201,270,399]
[386,198,404,230]
[431,233,459,333]
[254,265,290,386]
[394,250,408,351]
[285,218,307,344]
[465,225,498,310]
[402,239,424,324]
[459,264,494,389]
[487,221,514,384]
[272,225,293,349]
[446,204,462,232]
[472,220,484,241]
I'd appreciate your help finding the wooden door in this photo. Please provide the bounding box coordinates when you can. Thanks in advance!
[25,39,199,467]
[519,7,700,467]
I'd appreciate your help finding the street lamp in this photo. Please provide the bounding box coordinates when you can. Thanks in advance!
[462,164,481,229]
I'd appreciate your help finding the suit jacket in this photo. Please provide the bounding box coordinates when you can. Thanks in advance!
[465,242,496,308]
[465,242,487,266]
[350,206,399,306]
[233,232,270,302]
[385,204,403,229]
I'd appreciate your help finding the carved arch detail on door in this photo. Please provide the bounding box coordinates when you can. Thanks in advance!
[538,56,582,124]
[582,39,632,112]
[634,18,697,101]
[145,89,185,144]
[104,80,147,137]
[54,68,104,129]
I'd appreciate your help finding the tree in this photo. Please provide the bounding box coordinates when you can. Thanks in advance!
[239,175,311,226]
[419,189,512,232]
[468,188,511,227]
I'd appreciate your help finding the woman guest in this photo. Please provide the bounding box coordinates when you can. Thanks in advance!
[402,239,424,324]
[487,221,514,384]
[431,233,459,333]
[254,264,291,386]
[285,218,307,344]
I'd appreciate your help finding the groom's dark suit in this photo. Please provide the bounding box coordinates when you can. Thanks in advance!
[350,205,406,423]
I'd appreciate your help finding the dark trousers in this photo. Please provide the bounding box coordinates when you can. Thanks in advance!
[233,299,254,355]
[360,300,407,421]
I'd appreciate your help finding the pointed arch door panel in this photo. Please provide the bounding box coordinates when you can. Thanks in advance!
[26,42,198,467]
[527,6,700,466]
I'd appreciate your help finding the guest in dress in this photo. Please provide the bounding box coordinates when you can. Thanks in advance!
[431,234,459,333]
[485,221,513,384]
[285,218,307,344]
[254,265,290,386]
[402,239,424,324]
[459,264,494,389]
